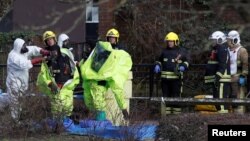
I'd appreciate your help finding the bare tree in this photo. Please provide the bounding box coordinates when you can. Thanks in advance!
[0,0,13,19]
[114,0,250,64]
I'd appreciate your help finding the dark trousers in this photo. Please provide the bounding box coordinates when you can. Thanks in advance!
[216,82,231,110]
[161,78,181,108]
[205,82,217,98]
[161,78,181,97]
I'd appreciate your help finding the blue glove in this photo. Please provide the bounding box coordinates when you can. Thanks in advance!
[179,66,185,72]
[239,76,246,86]
[154,65,161,73]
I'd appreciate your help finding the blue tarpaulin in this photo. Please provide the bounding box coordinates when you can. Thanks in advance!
[62,118,157,140]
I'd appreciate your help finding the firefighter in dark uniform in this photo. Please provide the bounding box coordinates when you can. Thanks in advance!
[154,32,189,114]
[204,45,217,97]
[205,31,231,113]
[37,31,80,126]
[43,31,74,90]
[46,45,72,88]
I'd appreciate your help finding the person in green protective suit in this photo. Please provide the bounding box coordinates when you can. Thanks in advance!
[36,31,80,122]
[80,41,132,121]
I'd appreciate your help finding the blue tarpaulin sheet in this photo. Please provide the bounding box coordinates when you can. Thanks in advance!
[62,118,157,140]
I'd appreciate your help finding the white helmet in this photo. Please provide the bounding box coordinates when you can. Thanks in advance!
[209,31,226,44]
[58,33,69,48]
[227,30,240,44]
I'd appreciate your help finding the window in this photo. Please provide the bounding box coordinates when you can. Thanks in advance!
[86,0,99,23]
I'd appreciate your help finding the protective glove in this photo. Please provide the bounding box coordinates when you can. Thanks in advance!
[48,82,59,94]
[44,55,52,62]
[179,66,185,72]
[31,57,44,65]
[239,76,246,86]
[215,74,221,82]
[122,109,129,120]
[154,65,161,73]
[40,49,50,56]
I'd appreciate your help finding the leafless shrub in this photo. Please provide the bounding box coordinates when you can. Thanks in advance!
[1,76,55,138]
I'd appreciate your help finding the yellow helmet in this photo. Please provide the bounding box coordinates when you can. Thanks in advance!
[164,32,179,46]
[106,28,119,38]
[43,31,56,41]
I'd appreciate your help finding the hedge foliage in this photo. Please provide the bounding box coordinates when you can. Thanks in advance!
[0,31,36,45]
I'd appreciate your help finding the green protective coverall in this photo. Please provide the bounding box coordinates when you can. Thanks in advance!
[36,49,80,117]
[80,41,132,112]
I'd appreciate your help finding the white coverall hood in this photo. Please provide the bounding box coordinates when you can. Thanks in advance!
[58,33,75,63]
[13,38,25,53]
[58,34,69,48]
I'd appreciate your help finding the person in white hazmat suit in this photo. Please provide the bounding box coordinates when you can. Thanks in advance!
[58,33,75,62]
[58,33,84,68]
[6,38,49,122]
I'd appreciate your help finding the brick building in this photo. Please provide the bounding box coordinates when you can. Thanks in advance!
[1,0,248,45]
[0,0,86,43]
[0,0,121,43]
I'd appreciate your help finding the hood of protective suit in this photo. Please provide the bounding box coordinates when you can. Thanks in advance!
[13,38,25,53]
[90,41,113,72]
[80,41,132,84]
[97,41,113,52]
[58,34,69,48]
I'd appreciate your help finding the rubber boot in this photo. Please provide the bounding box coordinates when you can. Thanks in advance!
[96,111,106,121]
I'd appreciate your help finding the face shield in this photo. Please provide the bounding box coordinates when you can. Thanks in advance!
[91,43,111,72]
[62,39,70,49]
[20,43,29,54]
